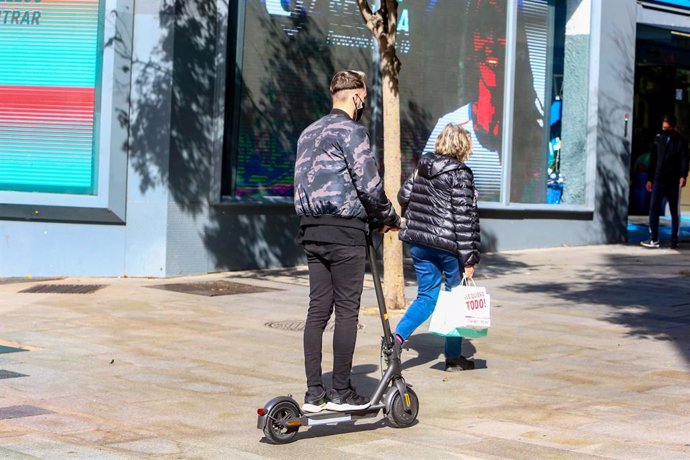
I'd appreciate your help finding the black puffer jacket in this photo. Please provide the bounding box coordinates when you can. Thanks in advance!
[398,153,480,266]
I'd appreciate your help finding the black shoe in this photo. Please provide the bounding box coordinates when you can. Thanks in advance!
[302,387,328,413]
[671,240,679,249]
[325,386,370,411]
[445,356,475,372]
[640,239,660,249]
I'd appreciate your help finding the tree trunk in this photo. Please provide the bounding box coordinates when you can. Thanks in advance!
[381,60,405,310]
[355,0,406,309]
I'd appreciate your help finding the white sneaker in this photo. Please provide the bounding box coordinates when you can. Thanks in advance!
[640,239,660,249]
[302,389,327,413]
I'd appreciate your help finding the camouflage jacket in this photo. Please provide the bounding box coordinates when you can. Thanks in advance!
[294,109,400,228]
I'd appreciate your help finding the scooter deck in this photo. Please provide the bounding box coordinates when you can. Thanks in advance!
[300,404,385,426]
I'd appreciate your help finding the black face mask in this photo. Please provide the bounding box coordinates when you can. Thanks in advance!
[353,95,366,122]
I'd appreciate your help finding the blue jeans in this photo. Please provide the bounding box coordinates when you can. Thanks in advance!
[395,243,463,359]
[649,181,680,242]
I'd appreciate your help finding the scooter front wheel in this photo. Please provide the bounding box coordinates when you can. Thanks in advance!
[263,400,301,444]
[386,387,419,428]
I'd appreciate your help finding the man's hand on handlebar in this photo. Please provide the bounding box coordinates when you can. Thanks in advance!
[380,225,400,234]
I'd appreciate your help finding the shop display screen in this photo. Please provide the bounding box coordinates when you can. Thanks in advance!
[234,0,551,203]
[645,0,690,8]
[0,0,102,194]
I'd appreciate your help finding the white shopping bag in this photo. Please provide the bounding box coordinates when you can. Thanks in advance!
[428,278,490,337]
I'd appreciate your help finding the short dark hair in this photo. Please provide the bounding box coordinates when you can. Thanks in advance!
[662,114,677,127]
[330,70,366,95]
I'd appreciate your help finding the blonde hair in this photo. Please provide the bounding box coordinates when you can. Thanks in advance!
[435,123,472,162]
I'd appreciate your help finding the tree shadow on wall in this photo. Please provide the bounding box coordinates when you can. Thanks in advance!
[109,1,350,269]
[399,99,433,178]
[593,22,635,244]
[203,7,347,269]
[111,0,220,217]
[109,1,449,271]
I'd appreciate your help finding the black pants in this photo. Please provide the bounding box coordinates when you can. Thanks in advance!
[649,181,681,242]
[303,242,366,390]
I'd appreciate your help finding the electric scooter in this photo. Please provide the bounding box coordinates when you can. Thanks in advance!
[257,233,419,444]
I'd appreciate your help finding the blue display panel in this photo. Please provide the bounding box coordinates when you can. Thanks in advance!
[646,0,690,9]
[0,0,104,195]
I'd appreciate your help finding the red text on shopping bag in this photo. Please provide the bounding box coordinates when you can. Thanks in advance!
[457,287,490,328]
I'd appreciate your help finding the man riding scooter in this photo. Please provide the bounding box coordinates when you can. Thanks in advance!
[293,70,400,413]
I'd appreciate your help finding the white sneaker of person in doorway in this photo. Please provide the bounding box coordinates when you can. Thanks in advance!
[640,239,660,249]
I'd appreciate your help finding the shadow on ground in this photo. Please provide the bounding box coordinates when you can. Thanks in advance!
[502,250,690,366]
[401,333,487,371]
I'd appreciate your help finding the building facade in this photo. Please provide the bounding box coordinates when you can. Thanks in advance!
[0,0,687,276]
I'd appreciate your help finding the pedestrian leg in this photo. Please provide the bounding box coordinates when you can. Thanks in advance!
[648,183,664,241]
[667,183,681,245]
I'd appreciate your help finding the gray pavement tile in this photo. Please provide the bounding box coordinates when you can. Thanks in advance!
[643,384,690,397]
[0,406,52,421]
[0,421,28,440]
[577,419,690,444]
[0,446,36,459]
[0,371,27,380]
[0,346,27,355]
[0,358,19,366]
[177,381,231,393]
[336,437,469,458]
[575,442,690,460]
[9,414,95,435]
[108,437,181,455]
[0,436,134,460]
[514,427,609,451]
[456,437,606,459]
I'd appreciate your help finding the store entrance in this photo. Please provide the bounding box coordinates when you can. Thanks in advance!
[631,24,690,217]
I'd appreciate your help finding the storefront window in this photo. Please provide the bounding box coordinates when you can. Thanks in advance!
[227,0,591,206]
[230,0,376,198]
[509,0,591,205]
[0,0,103,195]
[228,0,507,202]
[413,0,508,203]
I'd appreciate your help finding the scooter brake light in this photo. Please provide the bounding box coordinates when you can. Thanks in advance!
[257,408,266,416]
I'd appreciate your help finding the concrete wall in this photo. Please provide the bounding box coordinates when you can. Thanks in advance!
[589,0,637,244]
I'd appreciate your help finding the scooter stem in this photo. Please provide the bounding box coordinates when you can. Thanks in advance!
[366,233,394,347]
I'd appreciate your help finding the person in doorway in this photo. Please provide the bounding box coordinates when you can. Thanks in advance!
[641,114,689,249]
[294,70,400,412]
[395,123,481,372]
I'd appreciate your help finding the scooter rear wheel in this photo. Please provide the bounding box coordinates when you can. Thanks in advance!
[386,387,419,428]
[263,401,300,444]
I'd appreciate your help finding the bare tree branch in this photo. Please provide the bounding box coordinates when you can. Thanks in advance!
[356,0,376,34]
[355,0,373,21]
[384,0,398,41]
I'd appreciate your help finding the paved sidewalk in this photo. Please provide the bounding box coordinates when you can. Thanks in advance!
[0,244,689,459]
